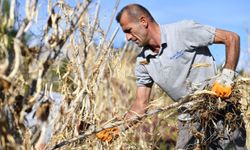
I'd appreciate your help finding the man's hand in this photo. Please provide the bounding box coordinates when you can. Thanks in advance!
[96,127,120,143]
[211,68,236,98]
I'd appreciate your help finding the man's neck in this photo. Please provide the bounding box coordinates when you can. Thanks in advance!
[148,45,160,53]
[147,23,161,53]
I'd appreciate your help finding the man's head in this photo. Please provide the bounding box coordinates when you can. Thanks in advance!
[116,4,157,47]
[116,4,155,23]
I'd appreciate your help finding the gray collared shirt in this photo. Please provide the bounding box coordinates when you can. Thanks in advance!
[135,20,217,101]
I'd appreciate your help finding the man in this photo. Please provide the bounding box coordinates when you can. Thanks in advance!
[96,4,246,149]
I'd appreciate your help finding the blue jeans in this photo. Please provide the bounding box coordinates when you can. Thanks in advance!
[176,117,247,150]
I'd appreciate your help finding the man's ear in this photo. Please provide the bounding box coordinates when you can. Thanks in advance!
[139,16,148,28]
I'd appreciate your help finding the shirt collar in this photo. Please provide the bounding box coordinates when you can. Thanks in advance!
[142,25,167,56]
[158,25,168,55]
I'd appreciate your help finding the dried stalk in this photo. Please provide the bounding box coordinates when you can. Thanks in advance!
[28,64,44,104]
[81,27,120,122]
[8,0,38,79]
[8,0,16,28]
[95,0,120,59]
[70,36,85,81]
[89,1,100,42]
[0,44,9,75]
[7,38,21,79]
[99,27,119,79]
[119,42,129,62]
[51,90,208,149]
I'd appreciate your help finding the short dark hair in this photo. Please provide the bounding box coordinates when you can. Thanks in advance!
[116,4,155,23]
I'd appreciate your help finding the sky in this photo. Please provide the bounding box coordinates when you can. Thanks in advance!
[97,0,250,71]
[19,0,250,71]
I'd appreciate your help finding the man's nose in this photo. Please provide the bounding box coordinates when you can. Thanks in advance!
[126,33,132,41]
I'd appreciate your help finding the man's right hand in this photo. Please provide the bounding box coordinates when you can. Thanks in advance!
[96,86,151,143]
[96,127,120,143]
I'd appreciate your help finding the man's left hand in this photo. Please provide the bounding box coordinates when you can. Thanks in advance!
[211,68,236,98]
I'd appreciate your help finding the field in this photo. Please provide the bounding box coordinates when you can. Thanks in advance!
[0,0,250,150]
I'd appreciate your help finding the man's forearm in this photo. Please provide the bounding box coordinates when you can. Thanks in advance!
[214,29,240,71]
[224,32,240,70]
[122,86,151,129]
[125,99,148,119]
[122,99,148,130]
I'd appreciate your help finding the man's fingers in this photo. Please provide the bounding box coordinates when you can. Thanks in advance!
[106,135,113,143]
[211,81,232,98]
[96,127,120,143]
[96,130,106,138]
[103,131,111,141]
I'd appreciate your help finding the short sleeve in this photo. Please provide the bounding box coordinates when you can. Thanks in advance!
[135,63,154,87]
[178,20,216,49]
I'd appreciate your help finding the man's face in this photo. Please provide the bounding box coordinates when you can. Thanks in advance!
[119,12,148,47]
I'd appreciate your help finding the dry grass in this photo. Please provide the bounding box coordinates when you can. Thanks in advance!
[1,0,176,149]
[1,1,250,150]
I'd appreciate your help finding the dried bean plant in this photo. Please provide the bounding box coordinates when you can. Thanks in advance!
[1,0,250,150]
